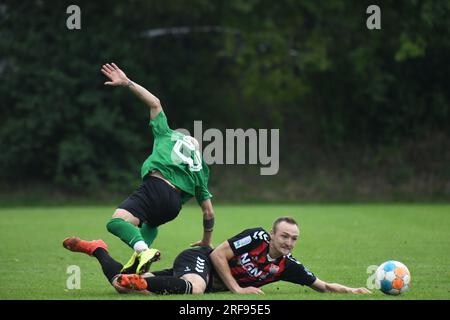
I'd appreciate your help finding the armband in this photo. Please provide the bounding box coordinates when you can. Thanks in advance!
[203,217,215,232]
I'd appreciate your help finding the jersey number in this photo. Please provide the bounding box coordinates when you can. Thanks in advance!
[171,136,202,172]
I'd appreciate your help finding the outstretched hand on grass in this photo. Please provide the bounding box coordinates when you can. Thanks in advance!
[351,287,372,294]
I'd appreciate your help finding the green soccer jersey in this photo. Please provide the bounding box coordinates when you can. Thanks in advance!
[140,111,212,205]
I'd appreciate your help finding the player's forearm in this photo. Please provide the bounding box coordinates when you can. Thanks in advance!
[126,80,162,111]
[210,253,241,293]
[201,201,214,244]
[201,229,213,245]
[324,283,354,293]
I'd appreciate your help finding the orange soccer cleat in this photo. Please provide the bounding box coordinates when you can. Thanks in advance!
[63,237,108,256]
[116,274,148,291]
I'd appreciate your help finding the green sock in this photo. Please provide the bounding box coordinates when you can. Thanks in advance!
[140,223,158,247]
[106,218,144,249]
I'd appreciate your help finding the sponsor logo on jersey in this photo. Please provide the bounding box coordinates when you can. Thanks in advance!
[240,253,263,277]
[233,235,252,249]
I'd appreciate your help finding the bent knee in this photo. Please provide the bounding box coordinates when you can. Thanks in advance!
[111,209,140,226]
[192,285,206,294]
[181,274,206,294]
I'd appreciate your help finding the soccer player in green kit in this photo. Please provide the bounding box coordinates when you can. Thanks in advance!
[64,63,215,275]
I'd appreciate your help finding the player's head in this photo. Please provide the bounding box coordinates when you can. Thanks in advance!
[269,217,299,257]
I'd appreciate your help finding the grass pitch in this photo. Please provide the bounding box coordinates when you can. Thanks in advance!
[0,204,449,300]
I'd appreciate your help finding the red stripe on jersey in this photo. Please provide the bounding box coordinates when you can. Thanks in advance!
[278,257,287,273]
[250,241,269,258]
[230,263,244,276]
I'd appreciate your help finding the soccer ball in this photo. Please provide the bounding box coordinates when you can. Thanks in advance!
[375,260,410,295]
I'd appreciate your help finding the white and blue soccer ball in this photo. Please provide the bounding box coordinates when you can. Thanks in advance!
[375,260,411,295]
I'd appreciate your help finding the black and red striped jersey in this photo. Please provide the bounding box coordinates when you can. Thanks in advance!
[226,227,316,288]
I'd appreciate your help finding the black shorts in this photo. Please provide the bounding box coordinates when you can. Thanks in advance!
[117,175,182,227]
[153,247,214,290]
[151,247,228,293]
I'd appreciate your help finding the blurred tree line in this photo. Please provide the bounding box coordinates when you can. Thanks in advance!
[0,0,449,201]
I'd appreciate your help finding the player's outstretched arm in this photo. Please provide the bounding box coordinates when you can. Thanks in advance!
[310,278,371,294]
[101,63,162,119]
[210,241,264,295]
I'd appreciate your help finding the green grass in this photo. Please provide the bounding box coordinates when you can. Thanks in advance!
[0,204,449,300]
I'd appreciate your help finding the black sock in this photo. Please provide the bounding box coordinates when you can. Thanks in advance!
[92,248,123,283]
[145,276,193,295]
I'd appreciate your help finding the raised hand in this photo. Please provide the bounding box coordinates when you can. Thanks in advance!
[101,63,130,86]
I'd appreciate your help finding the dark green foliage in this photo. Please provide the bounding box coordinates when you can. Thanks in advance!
[0,1,449,198]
